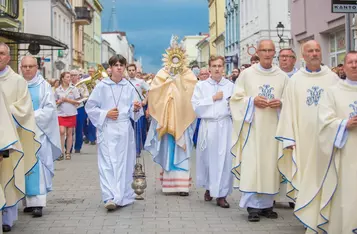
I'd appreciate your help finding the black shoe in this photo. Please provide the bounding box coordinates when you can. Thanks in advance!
[84,139,89,144]
[179,192,189,196]
[90,141,96,145]
[23,207,34,213]
[259,207,278,219]
[248,212,260,222]
[32,207,43,217]
[2,225,11,232]
[74,150,80,153]
[289,202,295,209]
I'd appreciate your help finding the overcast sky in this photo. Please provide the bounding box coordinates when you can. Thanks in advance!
[101,0,208,73]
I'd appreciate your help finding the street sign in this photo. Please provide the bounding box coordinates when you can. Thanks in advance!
[225,56,232,63]
[332,0,357,13]
[58,50,63,58]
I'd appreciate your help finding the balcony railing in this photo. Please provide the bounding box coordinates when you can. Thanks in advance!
[0,0,19,19]
[74,7,91,25]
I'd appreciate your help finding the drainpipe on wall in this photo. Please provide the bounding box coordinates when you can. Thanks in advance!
[215,0,218,53]
[70,19,74,70]
[346,13,352,53]
[267,0,271,40]
[51,0,58,78]
[351,14,357,50]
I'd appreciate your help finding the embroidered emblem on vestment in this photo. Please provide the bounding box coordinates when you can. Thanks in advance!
[306,86,324,106]
[258,84,275,100]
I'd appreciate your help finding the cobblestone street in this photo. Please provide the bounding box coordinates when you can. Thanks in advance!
[12,145,305,234]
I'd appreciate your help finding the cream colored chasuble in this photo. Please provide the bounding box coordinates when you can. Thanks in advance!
[297,80,357,233]
[0,89,24,208]
[276,66,339,201]
[0,66,40,207]
[230,64,288,195]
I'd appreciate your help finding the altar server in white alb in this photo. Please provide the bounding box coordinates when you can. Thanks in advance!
[230,40,288,222]
[191,55,234,208]
[85,54,142,211]
[293,51,357,233]
[20,56,62,218]
[275,40,339,219]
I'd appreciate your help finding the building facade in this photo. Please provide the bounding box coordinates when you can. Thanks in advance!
[23,0,74,78]
[196,36,210,68]
[102,31,134,63]
[225,0,240,73]
[239,0,291,64]
[134,57,142,72]
[72,0,91,69]
[101,38,115,64]
[93,0,102,65]
[208,0,225,56]
[291,0,345,68]
[83,0,103,70]
[181,35,207,65]
[0,0,22,72]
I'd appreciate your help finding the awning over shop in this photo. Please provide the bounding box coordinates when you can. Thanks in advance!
[0,29,68,49]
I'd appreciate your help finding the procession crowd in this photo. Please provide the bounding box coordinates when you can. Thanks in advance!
[0,37,356,234]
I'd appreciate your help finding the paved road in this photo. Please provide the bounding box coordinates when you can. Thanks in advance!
[11,144,305,234]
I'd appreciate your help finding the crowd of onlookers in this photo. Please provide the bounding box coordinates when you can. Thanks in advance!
[42,52,347,161]
[43,65,153,160]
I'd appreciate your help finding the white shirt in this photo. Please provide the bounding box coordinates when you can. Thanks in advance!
[128,77,150,102]
[54,85,80,116]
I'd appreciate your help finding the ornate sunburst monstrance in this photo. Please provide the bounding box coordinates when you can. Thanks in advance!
[162,35,188,76]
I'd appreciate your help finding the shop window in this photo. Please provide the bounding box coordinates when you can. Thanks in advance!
[329,31,346,67]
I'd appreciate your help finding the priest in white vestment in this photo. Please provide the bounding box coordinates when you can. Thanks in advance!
[292,51,357,233]
[230,40,288,222]
[275,48,298,208]
[0,88,24,232]
[145,36,197,196]
[191,56,234,208]
[275,41,339,213]
[278,48,298,78]
[85,54,142,211]
[0,43,40,232]
[21,56,61,218]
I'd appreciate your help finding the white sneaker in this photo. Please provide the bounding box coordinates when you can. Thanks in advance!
[104,201,116,211]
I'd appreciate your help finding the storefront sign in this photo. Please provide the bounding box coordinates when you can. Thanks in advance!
[332,0,357,13]
[225,56,232,63]
[0,0,19,19]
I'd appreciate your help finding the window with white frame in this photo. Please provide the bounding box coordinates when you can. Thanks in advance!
[329,30,346,67]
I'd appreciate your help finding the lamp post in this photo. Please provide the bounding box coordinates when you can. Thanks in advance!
[278,38,286,49]
[276,22,286,49]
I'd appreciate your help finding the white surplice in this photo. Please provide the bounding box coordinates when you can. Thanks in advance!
[24,73,62,207]
[85,77,142,206]
[191,77,234,198]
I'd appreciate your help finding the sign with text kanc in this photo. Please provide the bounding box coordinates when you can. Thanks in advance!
[332,0,357,13]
